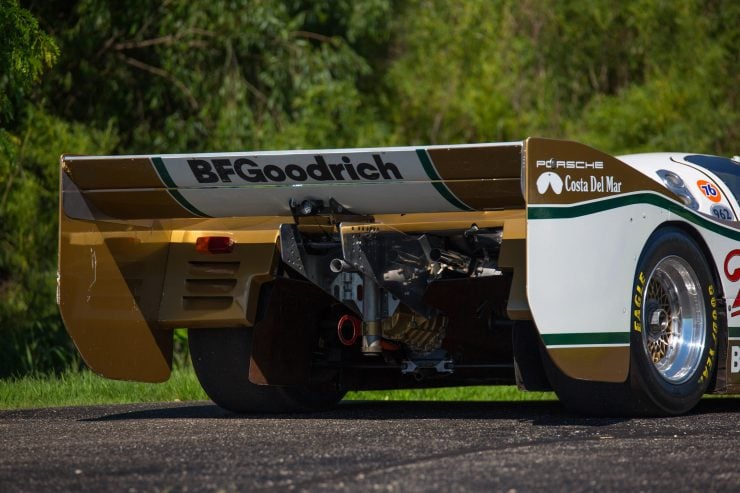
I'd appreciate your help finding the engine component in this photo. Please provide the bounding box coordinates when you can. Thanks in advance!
[428,248,471,274]
[400,349,454,377]
[279,224,342,296]
[337,314,361,346]
[340,227,505,319]
[330,258,354,273]
[330,271,363,314]
[381,304,447,353]
[361,273,382,354]
[341,230,442,318]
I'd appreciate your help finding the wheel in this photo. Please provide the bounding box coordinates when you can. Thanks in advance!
[627,227,719,414]
[543,227,719,416]
[189,327,344,414]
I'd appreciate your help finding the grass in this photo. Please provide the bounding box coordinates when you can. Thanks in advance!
[0,366,556,410]
[4,368,732,411]
[346,386,556,402]
[0,366,208,410]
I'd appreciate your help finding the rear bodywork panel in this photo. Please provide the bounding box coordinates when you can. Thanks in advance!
[58,138,740,392]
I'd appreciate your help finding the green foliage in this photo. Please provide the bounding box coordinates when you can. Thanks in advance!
[0,106,118,376]
[385,0,738,154]
[0,0,58,126]
[33,0,396,152]
[571,0,739,154]
[27,0,735,155]
[0,1,70,377]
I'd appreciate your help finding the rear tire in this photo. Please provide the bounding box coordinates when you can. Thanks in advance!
[189,327,344,413]
[543,227,719,416]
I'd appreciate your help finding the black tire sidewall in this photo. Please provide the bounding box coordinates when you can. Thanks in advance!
[189,327,295,413]
[629,227,719,414]
[189,326,344,413]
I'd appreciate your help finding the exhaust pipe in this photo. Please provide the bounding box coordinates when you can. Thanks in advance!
[361,274,382,354]
[330,258,354,273]
[337,314,361,346]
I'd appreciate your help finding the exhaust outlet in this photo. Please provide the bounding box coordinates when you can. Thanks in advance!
[337,314,361,346]
[330,258,354,273]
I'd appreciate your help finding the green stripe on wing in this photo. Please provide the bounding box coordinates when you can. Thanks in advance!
[151,157,210,217]
[416,149,474,211]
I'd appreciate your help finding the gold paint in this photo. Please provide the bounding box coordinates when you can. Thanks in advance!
[60,179,284,380]
[427,145,522,180]
[498,239,530,320]
[547,346,630,382]
[82,190,200,219]
[502,217,526,240]
[62,156,164,190]
[427,145,524,210]
[372,209,526,232]
[445,180,525,210]
[157,242,276,328]
[58,207,173,382]
[170,227,279,245]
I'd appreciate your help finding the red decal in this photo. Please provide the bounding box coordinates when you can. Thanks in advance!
[697,180,722,203]
[731,292,740,318]
[726,250,740,282]
[727,250,740,318]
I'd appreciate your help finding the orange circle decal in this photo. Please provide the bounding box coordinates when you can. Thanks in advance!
[697,180,722,203]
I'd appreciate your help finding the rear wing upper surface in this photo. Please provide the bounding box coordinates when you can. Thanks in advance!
[61,142,525,220]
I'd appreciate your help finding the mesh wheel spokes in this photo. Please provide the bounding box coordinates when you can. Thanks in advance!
[645,278,674,363]
[642,256,705,384]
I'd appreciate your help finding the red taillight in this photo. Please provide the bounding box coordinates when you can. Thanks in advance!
[195,236,235,254]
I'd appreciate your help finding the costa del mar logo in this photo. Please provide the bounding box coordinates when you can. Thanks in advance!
[536,172,563,195]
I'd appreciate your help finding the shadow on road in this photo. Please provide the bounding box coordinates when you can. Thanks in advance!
[82,397,740,426]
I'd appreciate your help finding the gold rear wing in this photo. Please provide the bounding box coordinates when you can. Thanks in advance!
[61,142,525,220]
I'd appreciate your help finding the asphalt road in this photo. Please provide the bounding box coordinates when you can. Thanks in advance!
[1,398,739,492]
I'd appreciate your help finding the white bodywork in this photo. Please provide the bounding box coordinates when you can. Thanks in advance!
[526,150,740,382]
[619,153,739,221]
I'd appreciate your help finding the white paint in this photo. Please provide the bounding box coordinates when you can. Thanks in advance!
[527,195,665,339]
[177,181,460,216]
